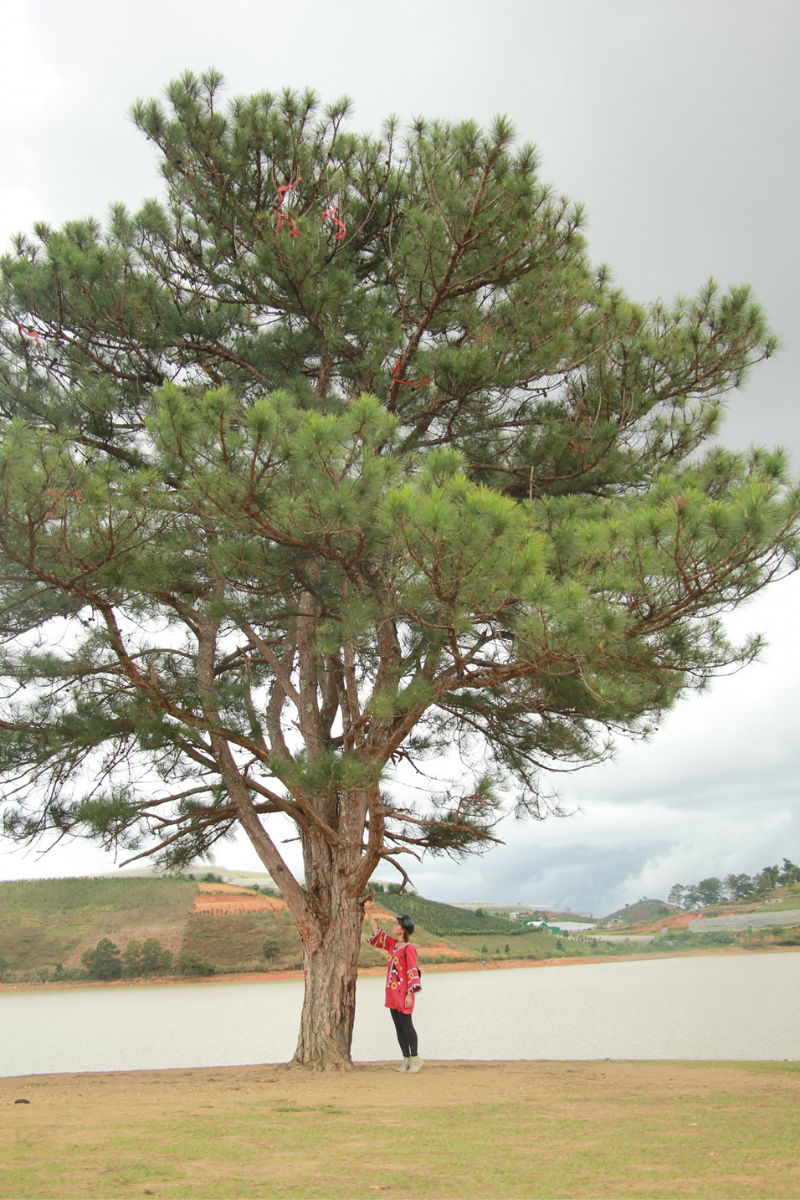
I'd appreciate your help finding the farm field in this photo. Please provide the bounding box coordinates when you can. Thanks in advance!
[3,1060,799,1199]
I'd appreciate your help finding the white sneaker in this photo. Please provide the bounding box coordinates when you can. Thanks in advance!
[407,1057,423,1073]
[397,1057,411,1072]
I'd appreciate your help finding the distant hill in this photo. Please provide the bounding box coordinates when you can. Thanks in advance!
[377,891,527,937]
[600,899,677,924]
[0,875,197,974]
[599,887,800,933]
[88,862,278,890]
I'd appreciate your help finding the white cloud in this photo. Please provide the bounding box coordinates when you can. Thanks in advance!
[0,5,63,128]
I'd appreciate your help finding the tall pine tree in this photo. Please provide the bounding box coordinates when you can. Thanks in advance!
[1,72,797,1066]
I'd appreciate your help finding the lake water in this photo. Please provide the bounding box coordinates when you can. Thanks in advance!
[2,953,798,1078]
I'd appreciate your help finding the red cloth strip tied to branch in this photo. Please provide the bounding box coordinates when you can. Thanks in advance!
[322,203,346,241]
[276,177,302,236]
[18,326,41,346]
[391,354,430,387]
[276,177,301,207]
[276,212,301,237]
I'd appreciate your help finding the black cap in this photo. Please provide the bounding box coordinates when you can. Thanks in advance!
[397,914,415,934]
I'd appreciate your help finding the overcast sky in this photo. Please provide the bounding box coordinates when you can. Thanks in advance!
[1,0,798,914]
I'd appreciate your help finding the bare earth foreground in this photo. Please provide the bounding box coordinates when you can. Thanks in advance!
[2,1061,799,1199]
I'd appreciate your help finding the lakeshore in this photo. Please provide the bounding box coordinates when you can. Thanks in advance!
[3,943,797,995]
[3,1059,799,1199]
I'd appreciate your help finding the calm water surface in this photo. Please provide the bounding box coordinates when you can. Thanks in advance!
[2,953,798,1078]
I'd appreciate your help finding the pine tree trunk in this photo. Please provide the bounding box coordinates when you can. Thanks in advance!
[292,891,366,1070]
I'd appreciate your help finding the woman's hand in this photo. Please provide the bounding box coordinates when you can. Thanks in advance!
[404,993,413,1009]
[364,899,380,933]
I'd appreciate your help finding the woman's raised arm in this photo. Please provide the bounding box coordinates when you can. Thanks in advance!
[364,900,380,934]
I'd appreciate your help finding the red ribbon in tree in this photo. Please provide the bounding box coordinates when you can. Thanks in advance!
[19,326,41,346]
[322,203,346,241]
[277,177,301,207]
[276,177,302,236]
[391,355,430,387]
[276,212,301,237]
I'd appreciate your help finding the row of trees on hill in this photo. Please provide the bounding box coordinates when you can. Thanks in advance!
[80,934,264,979]
[668,858,800,908]
[81,936,172,979]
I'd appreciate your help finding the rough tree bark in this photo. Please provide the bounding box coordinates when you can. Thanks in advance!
[292,883,367,1070]
[287,783,383,1069]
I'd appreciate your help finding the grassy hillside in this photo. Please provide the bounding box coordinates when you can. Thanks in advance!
[0,876,477,982]
[600,899,675,924]
[182,909,303,971]
[178,907,463,974]
[0,876,197,975]
[377,891,524,936]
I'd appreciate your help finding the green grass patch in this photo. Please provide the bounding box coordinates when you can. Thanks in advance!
[2,1063,799,1198]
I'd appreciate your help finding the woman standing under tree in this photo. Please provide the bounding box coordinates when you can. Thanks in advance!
[365,901,423,1072]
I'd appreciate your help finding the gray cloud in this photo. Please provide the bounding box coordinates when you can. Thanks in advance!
[413,840,675,917]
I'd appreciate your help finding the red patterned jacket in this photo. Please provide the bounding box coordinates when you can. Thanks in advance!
[368,928,422,1012]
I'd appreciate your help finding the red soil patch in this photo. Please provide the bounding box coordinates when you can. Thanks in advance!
[417,941,473,960]
[192,883,287,916]
[635,904,779,934]
[635,911,708,933]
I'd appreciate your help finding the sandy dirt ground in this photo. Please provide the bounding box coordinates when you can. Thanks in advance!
[3,1060,799,1198]
[6,1056,796,1114]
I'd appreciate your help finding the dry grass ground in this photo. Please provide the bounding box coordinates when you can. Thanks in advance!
[2,1060,798,1199]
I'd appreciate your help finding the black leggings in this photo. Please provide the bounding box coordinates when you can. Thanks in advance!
[389,1008,418,1058]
